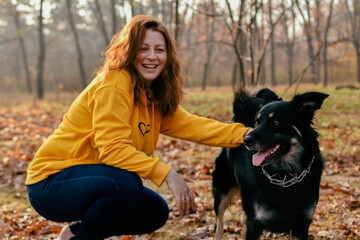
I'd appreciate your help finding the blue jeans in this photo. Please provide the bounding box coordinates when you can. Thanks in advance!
[27,164,169,240]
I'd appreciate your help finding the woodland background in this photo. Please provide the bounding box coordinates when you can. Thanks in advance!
[0,0,360,95]
[0,0,360,239]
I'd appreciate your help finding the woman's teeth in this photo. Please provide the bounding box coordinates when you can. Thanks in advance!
[143,64,157,69]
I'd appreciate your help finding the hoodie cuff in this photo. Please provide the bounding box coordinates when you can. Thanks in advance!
[148,160,172,187]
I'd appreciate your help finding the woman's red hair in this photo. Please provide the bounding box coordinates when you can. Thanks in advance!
[98,15,183,117]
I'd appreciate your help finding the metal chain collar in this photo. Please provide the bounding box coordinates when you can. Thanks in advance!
[261,156,315,188]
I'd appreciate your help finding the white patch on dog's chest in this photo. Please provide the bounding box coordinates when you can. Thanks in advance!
[254,203,274,221]
[305,203,316,221]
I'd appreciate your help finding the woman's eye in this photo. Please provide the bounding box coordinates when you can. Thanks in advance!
[139,45,148,51]
[156,48,165,53]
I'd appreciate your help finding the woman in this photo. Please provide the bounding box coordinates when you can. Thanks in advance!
[26,15,251,240]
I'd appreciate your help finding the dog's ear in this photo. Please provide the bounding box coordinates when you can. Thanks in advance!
[256,88,282,103]
[292,92,329,109]
[291,92,329,120]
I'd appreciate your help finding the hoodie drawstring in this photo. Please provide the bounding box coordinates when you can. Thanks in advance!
[151,102,155,157]
[144,91,155,157]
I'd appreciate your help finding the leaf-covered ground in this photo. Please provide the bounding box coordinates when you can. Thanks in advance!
[0,86,359,239]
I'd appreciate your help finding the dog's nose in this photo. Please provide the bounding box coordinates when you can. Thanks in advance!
[244,135,255,148]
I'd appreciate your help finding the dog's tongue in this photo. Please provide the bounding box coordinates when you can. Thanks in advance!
[252,148,273,166]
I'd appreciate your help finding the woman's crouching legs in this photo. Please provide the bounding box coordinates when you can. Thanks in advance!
[27,164,169,240]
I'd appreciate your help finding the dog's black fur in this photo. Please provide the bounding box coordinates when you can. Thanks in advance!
[212,88,328,240]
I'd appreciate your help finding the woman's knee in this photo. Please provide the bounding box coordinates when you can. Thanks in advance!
[106,167,144,204]
[156,200,169,229]
[144,198,169,233]
[143,187,169,228]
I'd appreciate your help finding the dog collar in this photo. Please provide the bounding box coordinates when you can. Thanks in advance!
[261,156,315,188]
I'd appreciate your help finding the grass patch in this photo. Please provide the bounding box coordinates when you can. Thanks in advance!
[0,187,30,210]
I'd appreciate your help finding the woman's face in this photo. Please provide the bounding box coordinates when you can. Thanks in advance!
[135,29,167,87]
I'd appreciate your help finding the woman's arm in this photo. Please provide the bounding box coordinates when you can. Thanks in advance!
[161,106,251,148]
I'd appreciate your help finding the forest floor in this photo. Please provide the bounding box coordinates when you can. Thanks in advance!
[0,85,359,239]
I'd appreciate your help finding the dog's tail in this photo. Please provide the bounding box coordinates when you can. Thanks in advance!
[256,88,282,102]
[232,89,261,128]
[233,88,282,127]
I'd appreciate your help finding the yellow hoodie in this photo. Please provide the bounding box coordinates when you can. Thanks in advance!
[26,70,250,187]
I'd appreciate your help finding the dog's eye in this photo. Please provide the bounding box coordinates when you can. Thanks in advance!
[273,120,279,126]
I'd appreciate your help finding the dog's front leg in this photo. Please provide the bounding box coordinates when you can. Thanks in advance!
[291,224,310,240]
[213,194,228,240]
[214,213,224,239]
[245,220,262,240]
[213,188,238,240]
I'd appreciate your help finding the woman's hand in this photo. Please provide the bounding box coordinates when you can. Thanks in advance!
[165,168,196,216]
[244,128,253,137]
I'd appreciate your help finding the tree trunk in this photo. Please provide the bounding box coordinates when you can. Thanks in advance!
[260,7,266,85]
[170,0,175,34]
[66,0,87,89]
[295,0,317,84]
[9,3,32,94]
[281,0,295,86]
[269,0,277,86]
[225,0,246,87]
[356,47,360,83]
[345,0,360,83]
[174,0,180,46]
[129,0,136,17]
[161,0,167,23]
[93,0,109,46]
[178,3,189,45]
[111,0,117,35]
[289,2,296,85]
[254,1,284,85]
[232,61,237,90]
[150,0,160,18]
[249,2,260,85]
[201,0,215,90]
[306,33,317,83]
[237,0,246,86]
[288,44,294,85]
[323,0,335,87]
[138,0,144,15]
[323,42,328,86]
[36,0,45,99]
[315,0,321,84]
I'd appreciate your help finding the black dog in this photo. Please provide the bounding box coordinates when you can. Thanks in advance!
[212,88,328,240]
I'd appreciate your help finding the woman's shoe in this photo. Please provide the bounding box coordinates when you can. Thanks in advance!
[56,225,75,240]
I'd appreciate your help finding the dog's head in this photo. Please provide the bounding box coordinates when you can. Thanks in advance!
[244,90,328,173]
